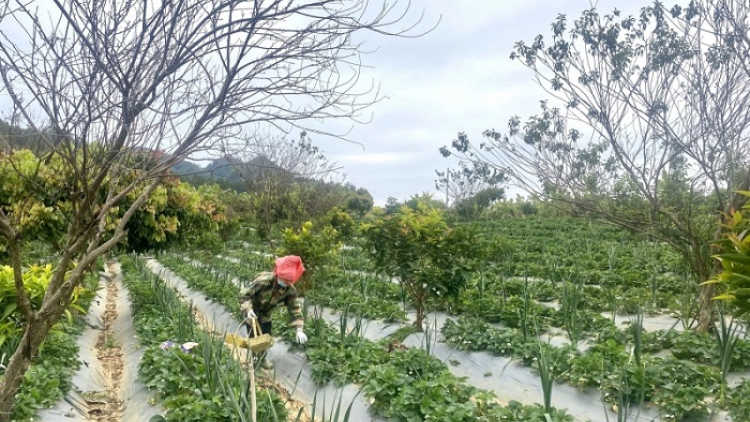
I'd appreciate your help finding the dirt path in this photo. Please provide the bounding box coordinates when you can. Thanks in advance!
[86,264,125,421]
[36,262,165,422]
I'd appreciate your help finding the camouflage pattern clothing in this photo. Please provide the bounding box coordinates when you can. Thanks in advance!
[239,272,304,328]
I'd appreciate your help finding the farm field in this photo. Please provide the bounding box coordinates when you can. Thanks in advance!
[139,217,750,422]
[4,216,750,422]
[5,1,750,421]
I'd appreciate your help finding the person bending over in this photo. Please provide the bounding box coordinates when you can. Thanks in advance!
[238,255,308,369]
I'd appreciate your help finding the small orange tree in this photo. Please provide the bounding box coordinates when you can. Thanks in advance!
[361,202,482,331]
[277,221,342,294]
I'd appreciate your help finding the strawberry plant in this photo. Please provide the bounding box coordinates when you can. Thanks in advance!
[305,270,406,321]
[728,379,750,421]
[121,255,287,421]
[157,255,241,314]
[272,309,574,421]
[3,267,98,421]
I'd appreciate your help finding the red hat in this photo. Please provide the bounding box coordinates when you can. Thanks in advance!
[273,255,305,284]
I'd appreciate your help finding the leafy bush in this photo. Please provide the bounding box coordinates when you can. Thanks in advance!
[361,202,482,331]
[322,207,357,239]
[710,190,750,315]
[276,221,342,293]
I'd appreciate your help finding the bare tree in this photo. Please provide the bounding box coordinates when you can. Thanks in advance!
[442,1,750,331]
[435,159,505,206]
[242,131,343,182]
[236,132,343,243]
[0,0,425,417]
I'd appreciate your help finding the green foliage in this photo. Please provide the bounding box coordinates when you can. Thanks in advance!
[217,190,254,242]
[403,192,446,211]
[286,313,572,422]
[0,264,94,353]
[435,161,506,220]
[121,255,286,421]
[0,149,228,257]
[156,255,241,315]
[344,187,373,217]
[10,324,84,422]
[441,316,721,422]
[321,208,356,240]
[0,150,71,254]
[709,191,750,315]
[2,265,98,421]
[361,202,482,330]
[305,270,406,322]
[728,379,750,422]
[277,221,342,292]
[452,187,505,220]
[118,179,228,253]
[441,0,750,331]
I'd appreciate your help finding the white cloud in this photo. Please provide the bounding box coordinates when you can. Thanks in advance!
[334,152,415,165]
[308,0,663,206]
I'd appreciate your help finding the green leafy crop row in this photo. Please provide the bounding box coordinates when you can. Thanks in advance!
[274,311,574,422]
[6,266,99,421]
[120,255,286,421]
[441,317,726,422]
[159,255,575,421]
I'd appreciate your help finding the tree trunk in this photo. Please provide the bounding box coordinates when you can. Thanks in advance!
[0,319,53,422]
[696,281,716,333]
[695,250,725,333]
[412,283,426,332]
[414,302,424,332]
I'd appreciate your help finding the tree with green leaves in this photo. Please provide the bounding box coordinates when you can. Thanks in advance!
[453,187,505,220]
[345,186,374,217]
[118,180,228,253]
[361,202,482,331]
[0,0,425,416]
[276,221,342,294]
[442,1,750,331]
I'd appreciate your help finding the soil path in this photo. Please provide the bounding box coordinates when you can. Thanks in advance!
[37,262,165,422]
[87,266,125,420]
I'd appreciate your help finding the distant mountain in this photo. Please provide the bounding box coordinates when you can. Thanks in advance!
[169,160,203,176]
[167,155,287,191]
[204,155,244,180]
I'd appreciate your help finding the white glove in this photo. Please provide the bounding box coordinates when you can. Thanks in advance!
[245,309,256,320]
[296,327,308,344]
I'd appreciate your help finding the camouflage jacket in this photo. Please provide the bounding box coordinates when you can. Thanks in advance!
[239,272,303,327]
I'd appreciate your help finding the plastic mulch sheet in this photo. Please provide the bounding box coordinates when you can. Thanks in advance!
[146,259,388,422]
[37,264,165,422]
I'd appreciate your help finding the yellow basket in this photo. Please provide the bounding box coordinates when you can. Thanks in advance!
[225,318,274,353]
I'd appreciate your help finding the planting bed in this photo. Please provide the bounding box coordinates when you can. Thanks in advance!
[20,216,746,421]
[154,255,581,421]
[1,265,100,422]
[120,255,290,421]
[144,256,385,422]
[174,216,750,422]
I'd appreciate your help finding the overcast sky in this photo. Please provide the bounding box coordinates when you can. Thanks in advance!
[0,0,660,206]
[305,0,653,205]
